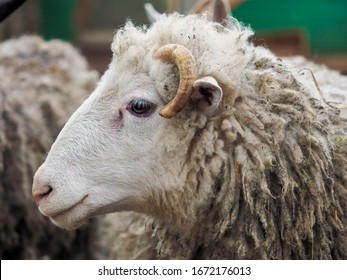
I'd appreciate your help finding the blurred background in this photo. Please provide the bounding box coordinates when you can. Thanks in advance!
[1,0,346,74]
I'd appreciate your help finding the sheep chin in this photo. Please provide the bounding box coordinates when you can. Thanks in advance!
[47,196,90,231]
[50,216,87,231]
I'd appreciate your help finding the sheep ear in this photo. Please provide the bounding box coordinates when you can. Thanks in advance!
[144,3,162,23]
[212,0,230,27]
[192,76,223,116]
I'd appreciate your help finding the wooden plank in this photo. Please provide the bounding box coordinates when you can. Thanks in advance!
[167,0,181,13]
[315,55,347,74]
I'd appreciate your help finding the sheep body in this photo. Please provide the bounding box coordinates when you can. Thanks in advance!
[284,56,347,118]
[0,35,98,259]
[95,212,155,259]
[33,14,347,259]
[114,14,347,259]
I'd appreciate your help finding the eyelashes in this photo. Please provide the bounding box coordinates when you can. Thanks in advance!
[126,99,156,117]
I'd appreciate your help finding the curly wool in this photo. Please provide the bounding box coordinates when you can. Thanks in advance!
[151,59,347,259]
[284,56,347,118]
[95,212,156,259]
[0,36,99,259]
[107,14,347,259]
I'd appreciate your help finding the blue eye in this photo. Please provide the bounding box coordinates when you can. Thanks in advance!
[126,99,155,117]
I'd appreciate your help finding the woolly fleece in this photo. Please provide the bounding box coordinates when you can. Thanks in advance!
[110,14,347,259]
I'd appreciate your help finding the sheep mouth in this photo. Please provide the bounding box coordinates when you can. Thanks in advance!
[49,195,89,220]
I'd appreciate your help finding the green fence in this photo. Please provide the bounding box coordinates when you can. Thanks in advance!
[40,0,77,41]
[233,0,347,54]
[40,0,347,54]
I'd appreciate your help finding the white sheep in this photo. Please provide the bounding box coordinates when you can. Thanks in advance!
[32,14,347,259]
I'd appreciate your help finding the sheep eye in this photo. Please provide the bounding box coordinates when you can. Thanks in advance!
[127,99,155,117]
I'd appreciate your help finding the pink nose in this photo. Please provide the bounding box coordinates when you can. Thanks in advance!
[32,170,53,205]
[32,184,53,204]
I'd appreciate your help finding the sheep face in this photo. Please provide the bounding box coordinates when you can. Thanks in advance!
[32,66,168,230]
[32,14,249,231]
[32,61,223,231]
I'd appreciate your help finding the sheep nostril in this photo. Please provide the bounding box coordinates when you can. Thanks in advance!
[33,185,53,204]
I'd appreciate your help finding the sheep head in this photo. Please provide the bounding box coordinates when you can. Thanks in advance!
[31,15,235,231]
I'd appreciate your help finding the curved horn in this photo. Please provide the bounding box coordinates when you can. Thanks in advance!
[153,44,198,118]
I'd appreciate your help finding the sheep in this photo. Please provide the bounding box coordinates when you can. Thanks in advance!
[0,35,99,259]
[32,14,347,259]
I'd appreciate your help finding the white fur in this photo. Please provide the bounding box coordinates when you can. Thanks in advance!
[34,68,165,229]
